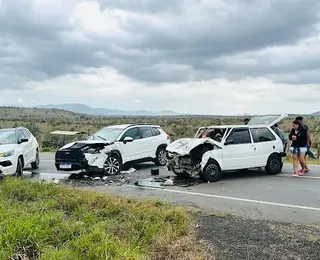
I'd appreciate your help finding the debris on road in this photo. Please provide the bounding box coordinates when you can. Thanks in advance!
[121,167,136,174]
[134,176,200,188]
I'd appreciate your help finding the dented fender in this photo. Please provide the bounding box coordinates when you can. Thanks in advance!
[84,146,113,168]
[200,149,223,170]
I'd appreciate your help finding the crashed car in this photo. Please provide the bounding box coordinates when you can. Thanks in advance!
[55,124,171,175]
[166,114,288,182]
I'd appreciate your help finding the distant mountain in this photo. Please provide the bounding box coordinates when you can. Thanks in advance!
[36,103,180,116]
[312,111,320,116]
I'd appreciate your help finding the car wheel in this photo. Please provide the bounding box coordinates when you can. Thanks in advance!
[265,154,282,175]
[154,147,168,166]
[31,150,40,169]
[15,157,23,177]
[103,155,122,175]
[200,159,222,182]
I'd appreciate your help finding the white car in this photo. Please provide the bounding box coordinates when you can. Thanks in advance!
[0,127,40,176]
[55,124,171,175]
[166,114,288,182]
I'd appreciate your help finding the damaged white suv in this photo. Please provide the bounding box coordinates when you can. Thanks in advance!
[55,124,171,175]
[166,114,288,182]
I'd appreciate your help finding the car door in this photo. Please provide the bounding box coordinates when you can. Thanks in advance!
[22,129,36,163]
[247,114,288,127]
[117,127,144,163]
[249,127,278,166]
[222,127,256,170]
[17,130,31,164]
[139,126,157,158]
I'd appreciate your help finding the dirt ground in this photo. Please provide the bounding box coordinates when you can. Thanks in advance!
[196,214,320,260]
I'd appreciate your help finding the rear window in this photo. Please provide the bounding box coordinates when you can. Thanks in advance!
[151,127,161,136]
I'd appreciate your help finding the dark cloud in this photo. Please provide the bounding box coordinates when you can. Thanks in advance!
[0,0,320,89]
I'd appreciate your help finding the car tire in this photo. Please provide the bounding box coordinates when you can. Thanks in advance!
[103,154,122,175]
[15,157,23,177]
[154,146,168,166]
[265,154,282,175]
[200,159,222,182]
[31,150,40,169]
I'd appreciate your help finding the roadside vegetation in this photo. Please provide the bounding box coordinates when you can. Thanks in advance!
[1,106,320,161]
[0,178,208,259]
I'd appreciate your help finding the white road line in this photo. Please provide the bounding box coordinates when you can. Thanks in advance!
[125,185,320,212]
[277,174,320,180]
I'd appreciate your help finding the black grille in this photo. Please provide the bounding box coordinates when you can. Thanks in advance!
[55,149,86,162]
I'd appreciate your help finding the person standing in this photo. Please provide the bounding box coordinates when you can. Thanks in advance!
[295,116,311,172]
[289,120,308,176]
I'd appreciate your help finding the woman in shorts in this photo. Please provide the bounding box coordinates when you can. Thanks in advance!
[289,120,308,176]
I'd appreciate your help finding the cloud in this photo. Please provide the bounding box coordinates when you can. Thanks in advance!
[0,0,320,113]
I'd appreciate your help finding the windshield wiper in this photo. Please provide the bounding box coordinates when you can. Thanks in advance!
[97,135,107,140]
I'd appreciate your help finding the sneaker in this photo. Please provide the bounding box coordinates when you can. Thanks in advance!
[305,168,310,173]
[298,169,305,176]
[292,172,299,177]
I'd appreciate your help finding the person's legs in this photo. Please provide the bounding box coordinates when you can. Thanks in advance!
[298,147,307,175]
[291,148,299,176]
[304,152,309,172]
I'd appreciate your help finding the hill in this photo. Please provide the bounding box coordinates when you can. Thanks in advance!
[36,103,180,116]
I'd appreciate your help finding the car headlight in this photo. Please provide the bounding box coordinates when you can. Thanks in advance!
[0,150,14,157]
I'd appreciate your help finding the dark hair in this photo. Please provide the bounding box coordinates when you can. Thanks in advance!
[274,123,278,127]
[295,116,303,121]
[293,120,302,129]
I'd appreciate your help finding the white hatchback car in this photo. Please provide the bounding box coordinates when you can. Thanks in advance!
[55,124,171,175]
[0,127,40,176]
[166,114,288,182]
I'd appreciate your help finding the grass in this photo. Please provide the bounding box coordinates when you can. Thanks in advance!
[0,178,208,260]
[284,156,320,165]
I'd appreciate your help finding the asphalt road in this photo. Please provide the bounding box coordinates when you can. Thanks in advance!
[24,153,320,225]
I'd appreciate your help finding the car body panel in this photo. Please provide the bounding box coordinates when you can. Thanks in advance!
[167,115,287,178]
[0,128,39,175]
[55,124,170,173]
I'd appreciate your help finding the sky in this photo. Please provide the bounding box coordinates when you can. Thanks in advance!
[1,0,320,115]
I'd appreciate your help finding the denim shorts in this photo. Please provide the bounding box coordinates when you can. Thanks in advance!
[290,147,307,156]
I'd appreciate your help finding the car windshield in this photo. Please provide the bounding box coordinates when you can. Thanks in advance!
[196,127,228,142]
[0,129,16,145]
[87,128,123,141]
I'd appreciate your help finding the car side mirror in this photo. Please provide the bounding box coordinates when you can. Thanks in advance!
[19,138,28,144]
[123,137,134,144]
[224,139,234,145]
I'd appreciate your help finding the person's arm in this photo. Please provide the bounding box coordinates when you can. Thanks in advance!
[288,129,294,141]
[306,130,311,147]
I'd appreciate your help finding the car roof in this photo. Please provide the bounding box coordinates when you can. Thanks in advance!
[0,127,18,131]
[105,124,161,129]
[199,124,273,129]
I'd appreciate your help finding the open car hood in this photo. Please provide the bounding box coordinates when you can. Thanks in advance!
[166,138,222,155]
[59,140,113,150]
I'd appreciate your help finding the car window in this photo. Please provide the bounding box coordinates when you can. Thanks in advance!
[22,129,31,138]
[226,128,251,144]
[17,130,25,142]
[139,127,153,139]
[250,128,276,143]
[151,127,161,136]
[88,128,123,141]
[121,127,141,140]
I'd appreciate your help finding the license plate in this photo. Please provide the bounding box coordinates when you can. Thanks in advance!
[60,163,72,169]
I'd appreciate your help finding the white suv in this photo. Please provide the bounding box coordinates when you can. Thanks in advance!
[0,127,40,176]
[166,114,288,182]
[55,124,171,175]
